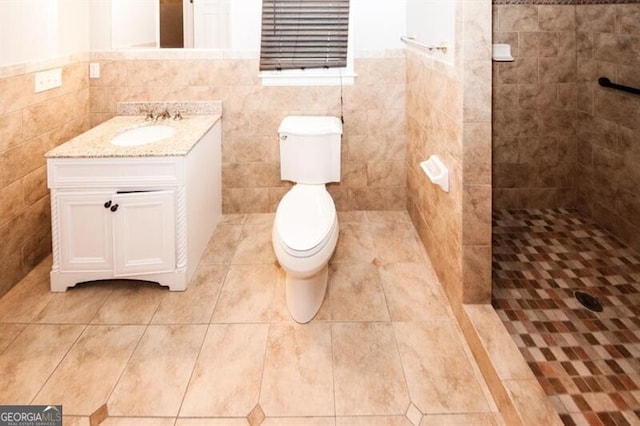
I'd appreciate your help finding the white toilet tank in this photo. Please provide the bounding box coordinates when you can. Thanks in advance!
[278,116,342,184]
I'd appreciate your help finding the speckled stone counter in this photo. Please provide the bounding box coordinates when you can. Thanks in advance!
[46,101,222,158]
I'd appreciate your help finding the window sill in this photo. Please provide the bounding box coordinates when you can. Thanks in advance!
[259,68,356,87]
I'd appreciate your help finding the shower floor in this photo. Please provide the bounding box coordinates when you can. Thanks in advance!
[491,208,640,426]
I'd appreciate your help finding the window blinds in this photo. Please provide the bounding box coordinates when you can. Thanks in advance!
[259,0,350,71]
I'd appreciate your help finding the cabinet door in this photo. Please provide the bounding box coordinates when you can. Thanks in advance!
[58,192,113,272]
[112,190,176,276]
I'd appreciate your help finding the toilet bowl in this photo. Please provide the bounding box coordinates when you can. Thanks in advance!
[272,115,342,323]
[273,184,339,323]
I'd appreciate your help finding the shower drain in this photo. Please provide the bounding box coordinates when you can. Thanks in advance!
[575,291,603,312]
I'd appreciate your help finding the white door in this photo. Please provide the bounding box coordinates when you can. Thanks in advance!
[193,0,229,48]
[183,0,194,48]
[112,190,176,276]
[58,192,114,272]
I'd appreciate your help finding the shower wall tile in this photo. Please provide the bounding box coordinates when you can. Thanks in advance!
[89,56,407,213]
[497,6,539,31]
[539,5,576,30]
[492,4,577,211]
[617,4,640,33]
[576,2,640,254]
[576,5,615,31]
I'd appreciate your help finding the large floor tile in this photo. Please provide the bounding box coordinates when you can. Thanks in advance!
[32,325,145,415]
[101,418,176,426]
[107,324,207,416]
[180,323,269,417]
[419,413,500,425]
[260,322,334,417]
[0,211,506,425]
[211,264,279,323]
[337,211,367,223]
[369,222,425,263]
[393,321,490,414]
[330,222,376,264]
[175,418,248,425]
[91,281,165,325]
[231,213,276,265]
[0,323,26,353]
[34,283,112,324]
[200,223,243,265]
[335,416,412,425]
[365,211,412,224]
[379,263,451,321]
[0,324,85,404]
[332,322,409,416]
[264,417,336,425]
[329,262,389,321]
[152,264,226,324]
[62,416,90,426]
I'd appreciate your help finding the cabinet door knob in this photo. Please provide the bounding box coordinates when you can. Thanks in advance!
[110,204,119,212]
[104,200,112,208]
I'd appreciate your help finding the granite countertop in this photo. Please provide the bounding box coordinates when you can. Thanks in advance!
[46,114,221,158]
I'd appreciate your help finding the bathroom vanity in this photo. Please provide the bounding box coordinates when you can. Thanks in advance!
[46,103,221,292]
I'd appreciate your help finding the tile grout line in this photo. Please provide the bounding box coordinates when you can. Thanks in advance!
[329,321,338,420]
[101,320,150,418]
[28,322,89,407]
[254,320,273,423]
[175,321,211,420]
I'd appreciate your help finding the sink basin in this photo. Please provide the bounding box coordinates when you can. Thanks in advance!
[110,125,176,147]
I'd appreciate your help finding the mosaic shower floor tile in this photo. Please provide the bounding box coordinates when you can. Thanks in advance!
[492,208,640,426]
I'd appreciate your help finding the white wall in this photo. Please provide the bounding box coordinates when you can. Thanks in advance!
[0,0,407,67]
[111,0,158,48]
[351,0,406,53]
[91,0,407,54]
[406,0,455,62]
[0,0,89,67]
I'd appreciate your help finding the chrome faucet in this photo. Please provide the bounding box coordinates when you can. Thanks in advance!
[156,109,171,121]
[140,107,155,121]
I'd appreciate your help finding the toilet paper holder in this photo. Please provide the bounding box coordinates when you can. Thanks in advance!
[420,155,449,193]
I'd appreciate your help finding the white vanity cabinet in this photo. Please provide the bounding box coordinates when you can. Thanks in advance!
[56,189,176,276]
[47,120,221,292]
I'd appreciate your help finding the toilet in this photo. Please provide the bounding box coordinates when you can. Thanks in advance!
[272,116,342,323]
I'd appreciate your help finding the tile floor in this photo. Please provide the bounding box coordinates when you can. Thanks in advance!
[0,211,502,426]
[492,209,640,426]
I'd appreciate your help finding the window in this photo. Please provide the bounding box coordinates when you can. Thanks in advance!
[259,0,354,86]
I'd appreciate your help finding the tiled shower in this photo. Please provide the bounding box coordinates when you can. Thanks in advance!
[492,0,640,253]
[492,0,640,424]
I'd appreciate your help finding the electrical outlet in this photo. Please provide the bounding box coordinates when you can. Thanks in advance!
[34,68,62,93]
[89,63,100,79]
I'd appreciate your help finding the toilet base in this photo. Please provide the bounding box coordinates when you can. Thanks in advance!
[285,265,328,323]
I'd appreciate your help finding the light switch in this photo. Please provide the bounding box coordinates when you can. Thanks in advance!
[34,68,62,93]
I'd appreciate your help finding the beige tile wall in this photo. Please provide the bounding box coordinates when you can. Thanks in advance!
[492,5,578,209]
[406,0,493,309]
[406,52,464,309]
[492,2,640,252]
[575,3,640,254]
[0,61,91,297]
[88,55,407,214]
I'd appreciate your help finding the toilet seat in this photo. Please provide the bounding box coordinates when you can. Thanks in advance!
[275,184,336,258]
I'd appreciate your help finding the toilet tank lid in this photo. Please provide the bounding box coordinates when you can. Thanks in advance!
[278,116,343,136]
